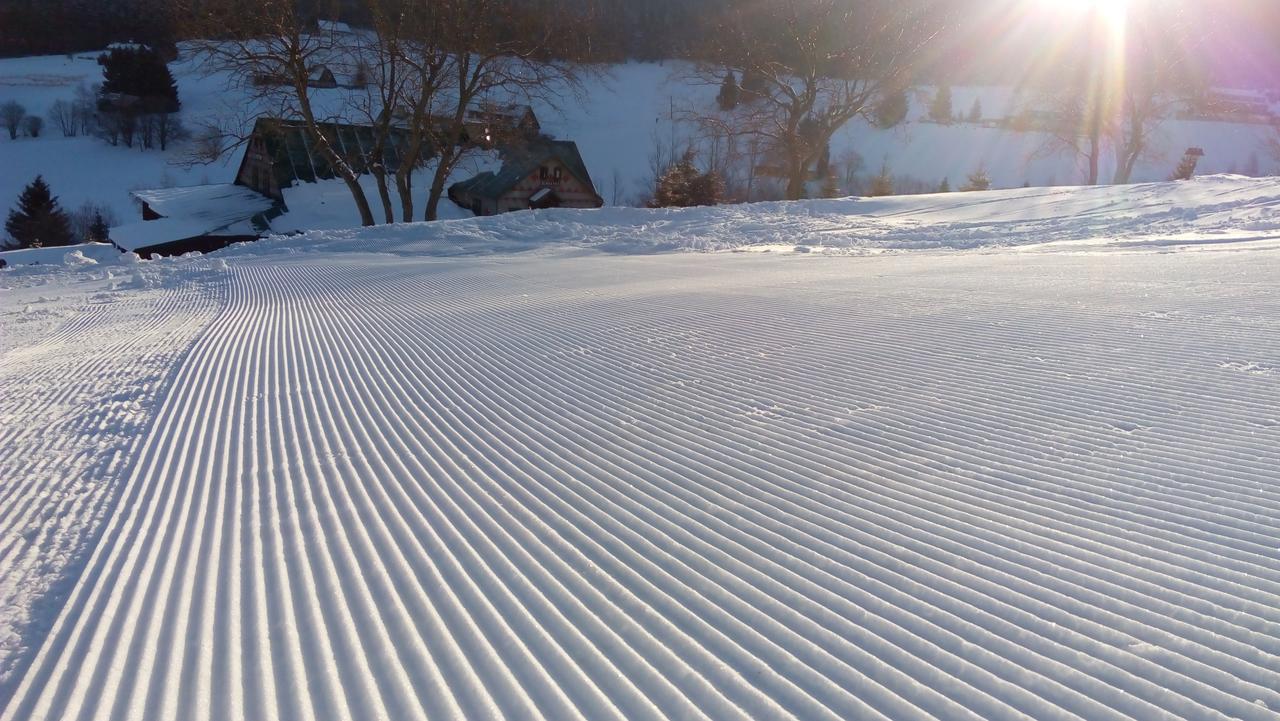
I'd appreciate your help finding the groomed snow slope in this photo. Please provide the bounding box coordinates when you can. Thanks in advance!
[1,179,1278,721]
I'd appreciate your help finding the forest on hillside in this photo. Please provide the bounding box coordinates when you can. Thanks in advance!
[3,0,1278,86]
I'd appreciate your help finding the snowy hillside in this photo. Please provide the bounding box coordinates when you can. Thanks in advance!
[2,50,1280,240]
[1,178,1278,720]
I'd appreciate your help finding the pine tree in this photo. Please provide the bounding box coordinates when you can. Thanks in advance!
[717,71,739,111]
[1170,149,1203,181]
[938,177,950,193]
[961,165,991,192]
[5,176,74,248]
[967,98,983,124]
[88,211,110,243]
[688,167,725,206]
[100,47,180,113]
[868,160,894,197]
[874,88,908,129]
[929,85,953,124]
[652,150,723,207]
[740,68,766,102]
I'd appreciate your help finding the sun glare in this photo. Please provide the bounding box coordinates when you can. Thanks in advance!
[1032,0,1130,37]
[1021,0,1131,81]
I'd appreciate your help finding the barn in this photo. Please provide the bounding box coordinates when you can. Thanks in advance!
[448,140,603,216]
[235,117,420,204]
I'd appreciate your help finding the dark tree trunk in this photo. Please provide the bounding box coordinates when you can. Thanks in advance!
[372,168,395,224]
[396,171,415,223]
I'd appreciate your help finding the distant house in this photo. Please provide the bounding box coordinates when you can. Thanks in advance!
[110,185,280,257]
[317,19,354,35]
[1197,90,1273,123]
[307,65,339,89]
[464,104,541,142]
[449,140,603,216]
[235,117,421,204]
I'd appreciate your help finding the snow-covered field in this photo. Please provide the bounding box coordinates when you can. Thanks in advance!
[1,178,1278,720]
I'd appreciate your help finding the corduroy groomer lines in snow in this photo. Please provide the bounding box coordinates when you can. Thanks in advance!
[1,244,1277,721]
[0,272,225,700]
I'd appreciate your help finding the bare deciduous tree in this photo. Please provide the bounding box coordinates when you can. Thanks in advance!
[411,0,593,221]
[684,0,940,201]
[1,101,26,140]
[182,0,378,226]
[1109,4,1202,184]
[1030,0,1201,185]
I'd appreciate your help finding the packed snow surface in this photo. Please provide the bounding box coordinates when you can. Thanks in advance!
[1,178,1278,720]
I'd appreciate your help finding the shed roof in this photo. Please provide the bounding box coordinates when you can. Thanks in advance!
[114,184,277,252]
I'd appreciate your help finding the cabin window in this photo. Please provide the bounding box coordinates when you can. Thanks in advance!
[539,166,550,182]
[553,167,562,182]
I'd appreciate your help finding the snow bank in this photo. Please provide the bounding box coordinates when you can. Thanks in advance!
[229,175,1280,258]
[0,242,122,267]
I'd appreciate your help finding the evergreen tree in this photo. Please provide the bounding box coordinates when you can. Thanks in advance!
[929,85,953,124]
[1170,149,1203,181]
[716,71,739,111]
[961,165,992,191]
[874,88,909,129]
[938,177,950,193]
[740,68,766,102]
[5,176,74,248]
[652,150,723,207]
[868,161,894,197]
[100,46,179,112]
[688,166,725,206]
[967,97,983,124]
[88,212,111,243]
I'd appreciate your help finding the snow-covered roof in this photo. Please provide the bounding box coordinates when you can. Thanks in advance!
[133,184,271,219]
[317,20,353,34]
[115,184,276,252]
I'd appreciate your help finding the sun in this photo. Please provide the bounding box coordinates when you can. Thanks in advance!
[1023,0,1132,66]
[1031,0,1130,34]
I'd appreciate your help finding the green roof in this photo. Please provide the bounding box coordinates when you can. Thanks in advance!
[451,140,598,201]
[250,117,424,190]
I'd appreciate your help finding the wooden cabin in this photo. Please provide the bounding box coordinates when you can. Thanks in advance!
[307,65,339,89]
[464,104,541,143]
[234,118,420,204]
[449,140,603,216]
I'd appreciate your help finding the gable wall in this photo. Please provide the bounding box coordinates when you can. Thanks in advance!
[500,159,600,210]
[236,135,283,200]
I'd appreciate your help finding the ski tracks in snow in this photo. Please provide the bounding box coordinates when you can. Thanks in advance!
[0,272,226,698]
[3,251,1279,720]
